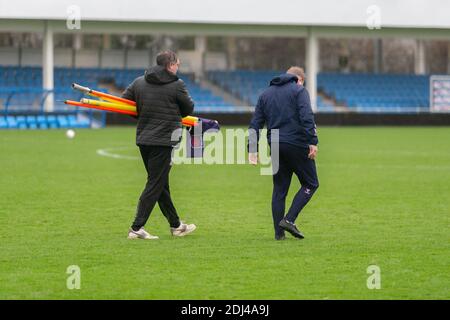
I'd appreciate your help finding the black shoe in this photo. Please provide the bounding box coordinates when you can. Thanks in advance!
[279,219,304,239]
[275,233,286,241]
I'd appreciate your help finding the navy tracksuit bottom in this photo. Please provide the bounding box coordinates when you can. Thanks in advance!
[272,143,319,237]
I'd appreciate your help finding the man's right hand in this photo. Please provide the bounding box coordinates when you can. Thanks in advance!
[249,153,258,165]
[308,145,318,160]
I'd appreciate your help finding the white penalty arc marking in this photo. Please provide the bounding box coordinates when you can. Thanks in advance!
[96,147,140,160]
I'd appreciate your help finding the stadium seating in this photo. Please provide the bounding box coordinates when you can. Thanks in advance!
[0,66,235,116]
[317,73,430,113]
[104,68,233,110]
[0,66,433,129]
[208,70,277,106]
[208,70,431,112]
[0,65,239,129]
[0,114,92,129]
[208,70,337,111]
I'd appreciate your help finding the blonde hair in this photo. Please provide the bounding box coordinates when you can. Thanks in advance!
[286,66,305,82]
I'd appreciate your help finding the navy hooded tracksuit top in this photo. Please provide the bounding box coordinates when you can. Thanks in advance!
[249,73,318,151]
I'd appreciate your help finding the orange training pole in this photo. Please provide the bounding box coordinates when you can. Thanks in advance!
[64,100,137,116]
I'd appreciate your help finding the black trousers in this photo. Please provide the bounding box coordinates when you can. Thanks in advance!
[272,143,319,236]
[131,145,181,231]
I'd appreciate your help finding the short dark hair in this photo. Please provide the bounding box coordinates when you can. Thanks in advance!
[156,50,178,68]
[286,66,305,81]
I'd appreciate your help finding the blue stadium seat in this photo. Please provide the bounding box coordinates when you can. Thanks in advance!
[57,115,69,128]
[0,117,7,129]
[6,116,18,129]
[26,115,37,126]
[36,115,47,124]
[16,116,26,126]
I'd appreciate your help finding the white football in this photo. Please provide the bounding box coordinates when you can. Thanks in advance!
[66,129,76,139]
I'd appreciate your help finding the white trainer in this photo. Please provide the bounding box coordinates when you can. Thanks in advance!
[171,222,197,237]
[128,228,159,240]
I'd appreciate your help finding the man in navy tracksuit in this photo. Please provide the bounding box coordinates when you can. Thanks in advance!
[248,67,319,240]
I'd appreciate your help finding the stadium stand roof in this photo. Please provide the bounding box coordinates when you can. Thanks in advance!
[1,0,450,30]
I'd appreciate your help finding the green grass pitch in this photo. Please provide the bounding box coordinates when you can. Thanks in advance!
[0,126,449,299]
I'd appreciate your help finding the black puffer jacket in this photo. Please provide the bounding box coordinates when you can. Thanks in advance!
[121,65,194,146]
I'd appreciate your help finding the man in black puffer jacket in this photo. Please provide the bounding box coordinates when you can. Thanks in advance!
[122,50,197,240]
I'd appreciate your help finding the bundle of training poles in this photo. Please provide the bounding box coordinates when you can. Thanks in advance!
[65,83,200,127]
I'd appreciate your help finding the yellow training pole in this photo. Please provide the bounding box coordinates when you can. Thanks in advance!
[80,98,137,112]
[183,116,199,123]
[97,95,132,106]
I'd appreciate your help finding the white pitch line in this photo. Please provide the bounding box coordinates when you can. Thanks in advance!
[96,146,450,171]
[96,147,140,160]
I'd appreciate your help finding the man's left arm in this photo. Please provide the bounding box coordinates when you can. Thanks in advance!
[297,88,319,159]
